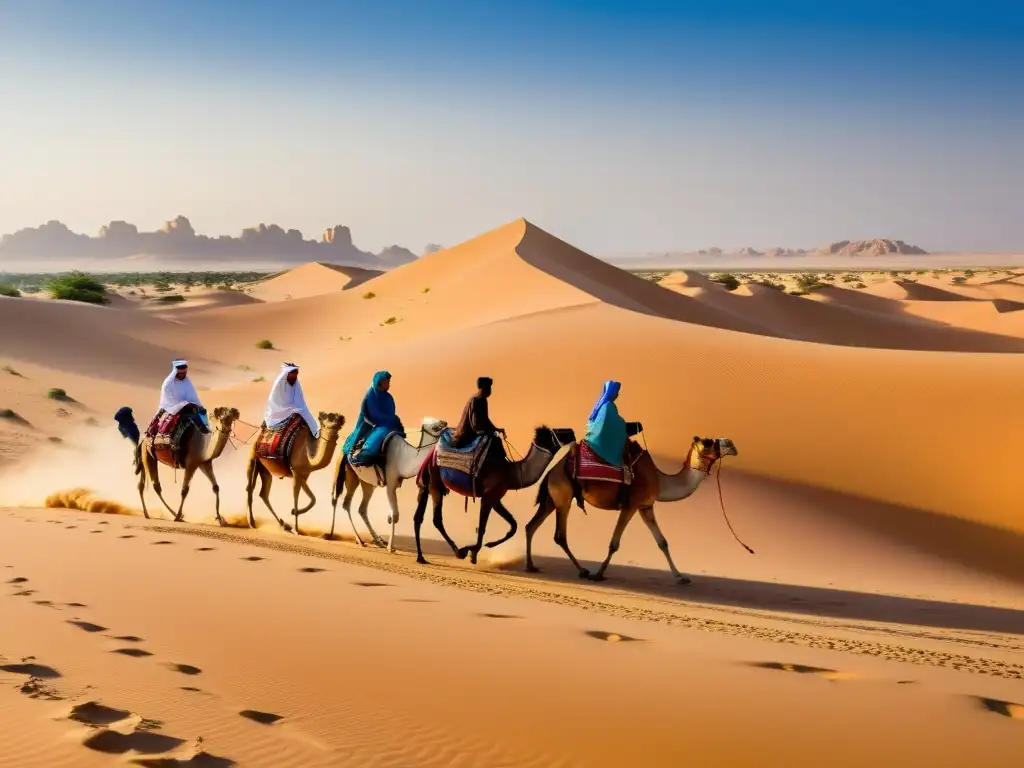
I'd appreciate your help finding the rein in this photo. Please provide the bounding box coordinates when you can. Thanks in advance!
[682,438,754,555]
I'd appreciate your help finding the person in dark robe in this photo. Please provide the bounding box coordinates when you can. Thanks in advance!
[451,377,507,459]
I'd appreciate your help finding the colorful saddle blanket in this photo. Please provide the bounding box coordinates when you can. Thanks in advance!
[255,414,305,478]
[435,429,492,477]
[348,430,400,468]
[149,409,196,469]
[572,440,638,485]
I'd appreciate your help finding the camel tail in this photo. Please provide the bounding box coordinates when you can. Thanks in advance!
[331,455,347,505]
[535,473,550,508]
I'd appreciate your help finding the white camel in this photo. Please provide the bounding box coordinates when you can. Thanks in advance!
[329,417,448,551]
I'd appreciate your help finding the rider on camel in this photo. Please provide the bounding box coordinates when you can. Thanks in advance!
[153,360,209,434]
[342,370,406,465]
[452,377,507,460]
[581,380,643,508]
[264,363,320,438]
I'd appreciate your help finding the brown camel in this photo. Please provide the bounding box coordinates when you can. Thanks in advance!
[413,426,575,565]
[244,412,345,534]
[526,436,738,584]
[133,406,241,524]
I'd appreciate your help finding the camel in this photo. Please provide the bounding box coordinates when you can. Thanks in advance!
[129,406,241,525]
[244,412,345,534]
[526,436,738,584]
[413,426,576,566]
[329,417,448,551]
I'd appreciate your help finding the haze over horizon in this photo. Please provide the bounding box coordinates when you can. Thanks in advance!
[1,0,1022,255]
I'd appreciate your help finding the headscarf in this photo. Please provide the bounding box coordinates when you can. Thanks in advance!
[477,376,493,390]
[264,363,319,436]
[157,359,202,415]
[588,381,621,423]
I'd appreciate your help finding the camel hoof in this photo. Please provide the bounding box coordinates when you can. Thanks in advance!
[676,575,692,586]
[470,550,480,565]
[587,572,604,582]
[416,556,430,565]
[455,547,470,560]
[526,565,540,574]
[282,523,293,533]
[247,519,256,529]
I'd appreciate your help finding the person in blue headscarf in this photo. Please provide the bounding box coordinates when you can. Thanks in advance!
[343,371,406,463]
[583,381,643,466]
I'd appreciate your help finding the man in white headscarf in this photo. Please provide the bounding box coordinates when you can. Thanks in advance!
[264,363,319,438]
[154,360,209,432]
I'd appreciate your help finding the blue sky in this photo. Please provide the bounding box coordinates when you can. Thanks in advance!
[0,0,1022,253]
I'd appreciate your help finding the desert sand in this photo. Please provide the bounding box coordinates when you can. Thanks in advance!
[1,218,1023,766]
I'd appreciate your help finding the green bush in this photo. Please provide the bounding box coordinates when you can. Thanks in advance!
[854,282,867,289]
[47,388,69,401]
[840,273,860,283]
[709,273,740,291]
[951,276,967,285]
[157,294,186,303]
[46,272,109,304]
[0,284,21,297]
[255,339,274,349]
[794,273,825,292]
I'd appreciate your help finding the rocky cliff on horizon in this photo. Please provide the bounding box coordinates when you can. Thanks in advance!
[0,215,418,268]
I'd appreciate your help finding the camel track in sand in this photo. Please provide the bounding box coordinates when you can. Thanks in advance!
[137,522,1024,680]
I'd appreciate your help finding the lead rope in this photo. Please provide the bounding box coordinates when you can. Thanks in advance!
[713,459,754,554]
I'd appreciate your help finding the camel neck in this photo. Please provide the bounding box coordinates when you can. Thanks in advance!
[507,443,554,490]
[655,453,712,503]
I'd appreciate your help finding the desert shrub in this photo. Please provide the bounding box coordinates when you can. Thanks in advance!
[255,339,274,349]
[854,282,867,289]
[0,284,21,297]
[2,365,20,376]
[422,287,430,294]
[951,276,967,285]
[157,294,186,303]
[0,408,15,419]
[755,279,785,291]
[48,436,63,444]
[363,291,377,299]
[788,289,808,296]
[709,273,740,291]
[821,273,836,282]
[46,272,109,304]
[380,316,399,326]
[252,376,265,383]
[20,284,41,294]
[154,282,173,293]
[840,273,860,283]
[47,388,69,401]
[963,269,975,278]
[794,273,825,292]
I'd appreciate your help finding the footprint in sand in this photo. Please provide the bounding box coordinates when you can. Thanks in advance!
[241,556,265,562]
[0,662,61,678]
[133,751,236,766]
[974,696,1024,720]
[400,598,437,603]
[584,630,644,643]
[13,589,36,597]
[65,602,87,608]
[196,547,215,552]
[120,535,136,539]
[65,525,77,529]
[17,676,62,700]
[68,620,108,633]
[239,709,283,725]
[111,635,145,643]
[7,576,28,584]
[479,613,522,619]
[152,541,174,546]
[66,701,136,727]
[111,648,154,658]
[164,663,202,676]
[746,661,858,682]
[81,729,184,756]
[90,530,103,534]
[352,581,391,588]
[34,600,55,607]
[298,567,325,573]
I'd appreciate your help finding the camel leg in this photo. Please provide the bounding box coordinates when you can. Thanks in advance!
[198,462,225,526]
[463,500,493,565]
[291,478,303,535]
[295,476,317,515]
[524,494,555,573]
[413,487,430,564]
[591,506,639,582]
[638,506,691,585]
[553,501,590,579]
[484,499,517,549]
[175,465,198,522]
[146,454,176,520]
[357,486,386,548]
[430,485,462,558]
[384,482,401,553]
[256,465,291,531]
[244,453,259,528]
[331,468,365,545]
[137,453,151,520]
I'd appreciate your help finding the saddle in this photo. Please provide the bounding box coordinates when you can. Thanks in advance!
[571,440,641,485]
[435,429,492,477]
[149,408,196,469]
[255,414,305,478]
[348,431,399,468]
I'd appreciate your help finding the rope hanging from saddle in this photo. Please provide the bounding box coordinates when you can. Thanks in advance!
[686,437,754,555]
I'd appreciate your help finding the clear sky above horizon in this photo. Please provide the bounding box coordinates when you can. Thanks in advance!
[1,0,1022,254]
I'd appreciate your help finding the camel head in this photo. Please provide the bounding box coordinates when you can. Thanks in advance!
[692,436,738,468]
[533,426,576,454]
[210,406,240,431]
[421,417,448,438]
[317,411,346,436]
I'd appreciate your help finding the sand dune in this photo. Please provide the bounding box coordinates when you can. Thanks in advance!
[2,217,1024,766]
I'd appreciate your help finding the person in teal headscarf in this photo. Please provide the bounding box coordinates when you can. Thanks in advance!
[583,381,643,466]
[343,371,406,464]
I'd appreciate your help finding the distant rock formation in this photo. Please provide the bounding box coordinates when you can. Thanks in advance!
[0,216,418,268]
[422,243,444,255]
[816,239,928,256]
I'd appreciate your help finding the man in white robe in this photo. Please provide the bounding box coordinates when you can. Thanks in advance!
[264,363,319,438]
[154,360,208,432]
